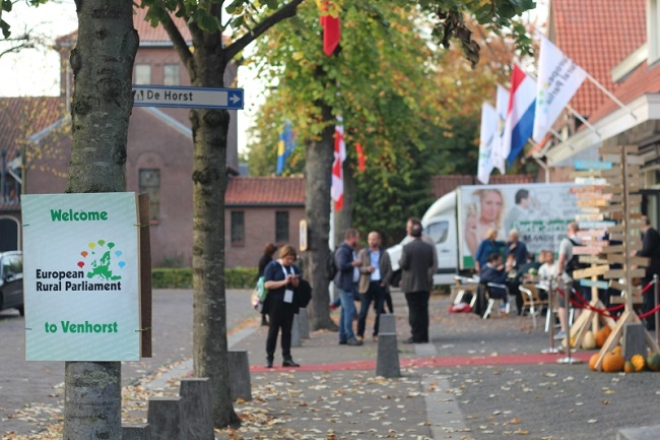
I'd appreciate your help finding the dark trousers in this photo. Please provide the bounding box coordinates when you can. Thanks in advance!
[384,291,394,313]
[405,291,430,342]
[266,298,296,360]
[357,282,386,337]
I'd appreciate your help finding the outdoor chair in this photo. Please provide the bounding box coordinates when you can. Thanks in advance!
[452,276,478,309]
[482,282,510,319]
[519,283,548,329]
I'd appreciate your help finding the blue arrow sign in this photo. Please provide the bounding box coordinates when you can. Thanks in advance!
[580,279,610,289]
[132,85,244,110]
[574,160,612,170]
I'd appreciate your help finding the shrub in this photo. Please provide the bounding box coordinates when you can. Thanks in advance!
[151,267,258,289]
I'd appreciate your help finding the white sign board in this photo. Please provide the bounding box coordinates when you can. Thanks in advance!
[132,85,244,109]
[22,193,141,361]
[457,183,581,269]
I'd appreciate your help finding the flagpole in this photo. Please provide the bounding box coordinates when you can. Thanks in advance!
[566,104,601,137]
[584,72,637,120]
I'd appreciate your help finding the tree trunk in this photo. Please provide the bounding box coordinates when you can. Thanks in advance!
[64,1,137,439]
[334,160,355,245]
[188,45,239,428]
[305,100,336,330]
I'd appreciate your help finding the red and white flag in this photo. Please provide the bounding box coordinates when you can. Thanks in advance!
[331,117,346,211]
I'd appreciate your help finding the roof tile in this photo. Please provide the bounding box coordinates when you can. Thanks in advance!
[552,0,646,116]
[225,177,305,205]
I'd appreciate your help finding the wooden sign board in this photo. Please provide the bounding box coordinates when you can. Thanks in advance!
[575,160,612,170]
[579,220,616,230]
[606,254,649,267]
[610,294,644,304]
[579,279,610,289]
[610,212,643,220]
[571,170,604,178]
[576,214,605,221]
[570,186,608,194]
[577,230,607,238]
[572,265,610,279]
[573,246,604,255]
[577,199,610,207]
[579,256,609,264]
[575,177,608,185]
[600,145,639,154]
[601,186,624,194]
[604,268,646,279]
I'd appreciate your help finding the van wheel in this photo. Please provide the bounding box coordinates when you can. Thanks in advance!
[391,270,402,288]
[17,306,24,316]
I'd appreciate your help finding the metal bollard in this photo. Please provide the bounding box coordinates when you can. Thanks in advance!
[180,377,214,440]
[376,314,401,378]
[147,397,185,440]
[122,424,150,440]
[298,307,310,339]
[228,351,253,402]
[291,313,301,347]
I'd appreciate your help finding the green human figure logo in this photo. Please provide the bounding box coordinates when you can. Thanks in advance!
[79,240,125,281]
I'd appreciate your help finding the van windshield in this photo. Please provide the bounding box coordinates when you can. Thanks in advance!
[425,221,448,244]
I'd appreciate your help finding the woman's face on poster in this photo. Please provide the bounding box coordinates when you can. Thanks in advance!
[480,191,503,222]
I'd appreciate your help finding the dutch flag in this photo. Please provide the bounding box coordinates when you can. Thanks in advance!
[501,65,536,165]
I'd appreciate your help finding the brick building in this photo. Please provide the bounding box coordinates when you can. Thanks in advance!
[0,7,238,266]
[224,177,305,268]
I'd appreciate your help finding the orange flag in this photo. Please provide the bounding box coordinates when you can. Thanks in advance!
[355,142,366,172]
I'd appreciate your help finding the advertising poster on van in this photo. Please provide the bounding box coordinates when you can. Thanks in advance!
[458,183,580,269]
[22,193,140,361]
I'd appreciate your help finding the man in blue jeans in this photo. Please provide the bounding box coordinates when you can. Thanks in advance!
[334,228,363,346]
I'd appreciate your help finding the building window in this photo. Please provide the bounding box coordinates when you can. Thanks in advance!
[163,64,180,86]
[275,211,289,243]
[139,169,160,222]
[135,64,151,85]
[231,211,245,245]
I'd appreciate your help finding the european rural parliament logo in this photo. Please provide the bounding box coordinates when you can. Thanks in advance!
[79,240,126,281]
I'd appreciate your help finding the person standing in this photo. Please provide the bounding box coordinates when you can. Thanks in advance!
[257,243,278,326]
[334,228,363,346]
[406,217,438,286]
[474,229,505,273]
[263,245,301,368]
[556,222,580,340]
[636,216,660,330]
[505,229,528,268]
[400,223,435,344]
[357,231,393,342]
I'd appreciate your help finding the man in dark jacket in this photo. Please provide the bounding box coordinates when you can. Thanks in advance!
[400,222,435,344]
[479,253,510,313]
[637,216,660,330]
[334,228,363,346]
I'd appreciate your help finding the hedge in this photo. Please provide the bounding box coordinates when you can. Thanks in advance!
[152,267,258,289]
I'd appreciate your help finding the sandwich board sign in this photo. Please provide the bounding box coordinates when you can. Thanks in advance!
[22,193,141,361]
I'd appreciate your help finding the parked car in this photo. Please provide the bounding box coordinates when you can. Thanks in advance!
[0,251,23,316]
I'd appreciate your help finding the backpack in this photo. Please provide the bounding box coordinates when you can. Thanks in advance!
[326,248,339,281]
[565,238,587,275]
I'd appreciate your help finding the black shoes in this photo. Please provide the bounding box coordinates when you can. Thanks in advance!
[403,337,429,344]
[266,358,274,368]
[282,358,300,367]
[261,315,269,326]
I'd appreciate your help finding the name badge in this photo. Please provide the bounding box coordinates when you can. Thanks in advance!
[284,289,294,303]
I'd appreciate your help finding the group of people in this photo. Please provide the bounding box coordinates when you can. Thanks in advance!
[255,217,440,368]
[472,216,660,337]
[333,218,437,346]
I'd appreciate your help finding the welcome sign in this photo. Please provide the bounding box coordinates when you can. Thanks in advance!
[22,193,141,361]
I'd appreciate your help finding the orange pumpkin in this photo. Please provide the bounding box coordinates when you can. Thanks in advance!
[602,352,625,373]
[624,360,635,373]
[631,354,646,372]
[613,346,622,356]
[595,327,610,348]
[647,353,660,371]
[589,353,600,371]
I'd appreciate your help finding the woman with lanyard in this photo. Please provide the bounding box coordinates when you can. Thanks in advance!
[263,245,301,368]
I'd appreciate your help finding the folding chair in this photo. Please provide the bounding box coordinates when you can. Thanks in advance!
[452,276,477,309]
[519,283,548,328]
[482,282,510,319]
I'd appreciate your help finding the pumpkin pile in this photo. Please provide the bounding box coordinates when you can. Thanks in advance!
[588,348,660,373]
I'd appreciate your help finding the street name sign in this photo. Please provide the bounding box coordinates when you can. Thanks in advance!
[574,160,612,170]
[22,193,141,361]
[132,85,244,110]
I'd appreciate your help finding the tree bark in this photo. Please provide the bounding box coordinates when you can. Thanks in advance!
[188,42,239,428]
[304,100,336,330]
[64,1,137,439]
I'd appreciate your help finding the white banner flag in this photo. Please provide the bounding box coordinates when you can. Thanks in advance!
[491,85,509,174]
[533,35,587,142]
[477,103,498,184]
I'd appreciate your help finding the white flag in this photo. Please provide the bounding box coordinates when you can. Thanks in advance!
[491,85,509,174]
[477,103,498,184]
[533,35,586,142]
